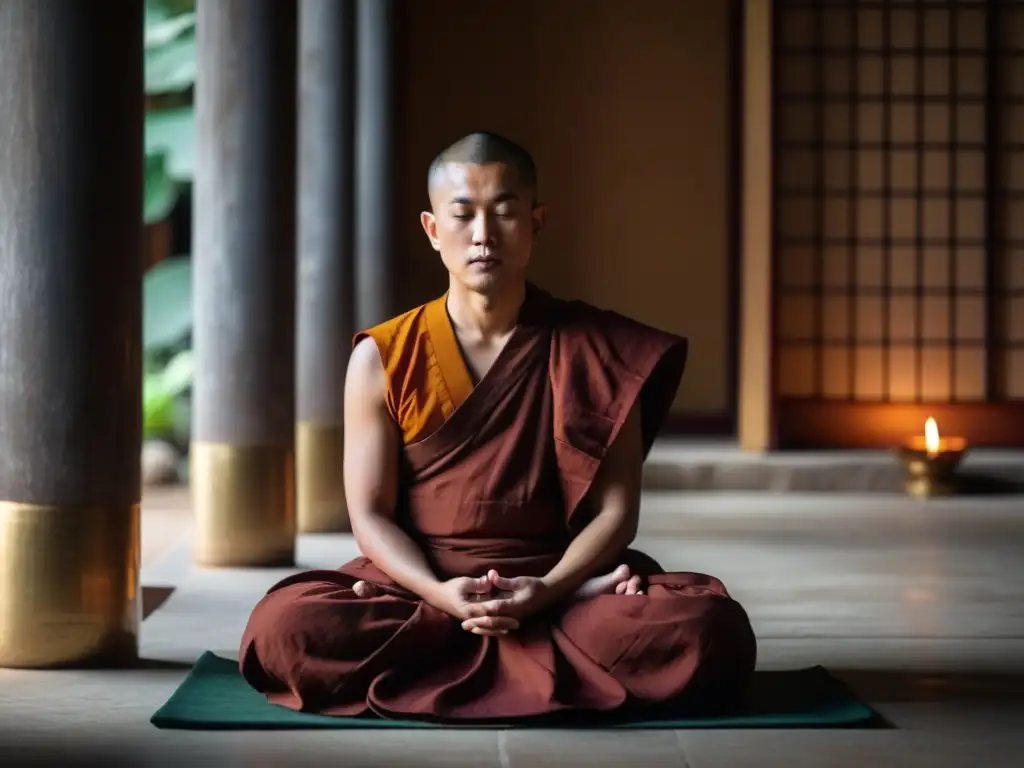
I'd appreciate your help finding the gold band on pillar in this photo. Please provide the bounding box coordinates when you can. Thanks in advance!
[296,421,349,533]
[0,501,140,668]
[191,442,295,567]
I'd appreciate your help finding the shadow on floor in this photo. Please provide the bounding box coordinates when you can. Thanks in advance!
[136,585,194,670]
[142,585,176,620]
[834,669,1024,702]
[0,738,146,767]
[954,472,1024,495]
[124,658,194,671]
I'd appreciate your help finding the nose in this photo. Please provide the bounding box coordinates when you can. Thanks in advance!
[471,211,496,246]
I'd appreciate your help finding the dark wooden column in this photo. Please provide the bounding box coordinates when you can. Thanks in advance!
[191,0,298,566]
[295,0,356,533]
[355,0,396,329]
[0,0,144,668]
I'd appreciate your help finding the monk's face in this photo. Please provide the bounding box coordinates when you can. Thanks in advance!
[421,162,547,294]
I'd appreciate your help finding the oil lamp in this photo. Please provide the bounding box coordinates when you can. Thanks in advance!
[896,417,969,498]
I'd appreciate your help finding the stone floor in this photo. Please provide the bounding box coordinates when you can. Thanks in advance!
[2,483,1024,766]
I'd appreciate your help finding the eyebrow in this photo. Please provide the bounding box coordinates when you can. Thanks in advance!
[449,192,519,206]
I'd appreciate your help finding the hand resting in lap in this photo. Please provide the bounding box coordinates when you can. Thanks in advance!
[352,563,645,637]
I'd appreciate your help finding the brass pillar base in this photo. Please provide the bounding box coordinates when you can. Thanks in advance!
[191,442,295,567]
[0,501,140,669]
[296,421,349,533]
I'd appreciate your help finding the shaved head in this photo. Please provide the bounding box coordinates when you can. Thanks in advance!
[420,131,547,297]
[427,131,538,204]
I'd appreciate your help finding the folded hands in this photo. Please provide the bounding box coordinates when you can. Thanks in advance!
[352,565,645,637]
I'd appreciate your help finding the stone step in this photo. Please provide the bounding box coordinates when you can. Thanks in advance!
[644,440,1024,494]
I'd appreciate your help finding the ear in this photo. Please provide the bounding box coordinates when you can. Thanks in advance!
[420,211,441,251]
[530,203,549,240]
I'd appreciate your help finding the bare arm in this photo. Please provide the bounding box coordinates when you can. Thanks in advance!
[539,399,644,604]
[343,337,446,605]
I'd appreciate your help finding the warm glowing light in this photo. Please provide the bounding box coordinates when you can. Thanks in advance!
[924,417,940,454]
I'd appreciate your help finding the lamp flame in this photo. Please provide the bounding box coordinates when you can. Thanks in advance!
[924,417,940,454]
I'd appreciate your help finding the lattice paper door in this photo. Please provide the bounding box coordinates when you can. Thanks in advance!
[772,0,1024,447]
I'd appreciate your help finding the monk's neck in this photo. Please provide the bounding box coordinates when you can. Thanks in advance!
[446,281,526,340]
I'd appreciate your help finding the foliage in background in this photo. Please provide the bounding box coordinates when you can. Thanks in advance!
[144,0,196,217]
[143,0,196,445]
[145,1,196,95]
[144,258,193,444]
[145,0,196,189]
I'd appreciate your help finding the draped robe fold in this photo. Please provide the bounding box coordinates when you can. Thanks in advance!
[238,284,757,722]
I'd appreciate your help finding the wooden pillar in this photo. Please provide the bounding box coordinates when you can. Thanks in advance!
[191,0,298,566]
[296,0,356,532]
[0,0,144,667]
[355,0,396,329]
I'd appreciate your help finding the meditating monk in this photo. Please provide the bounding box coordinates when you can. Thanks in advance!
[238,131,757,722]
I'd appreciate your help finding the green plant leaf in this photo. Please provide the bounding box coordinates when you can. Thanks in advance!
[145,1,170,27]
[144,151,180,224]
[146,106,194,182]
[145,0,195,26]
[145,11,195,48]
[143,372,176,438]
[160,349,195,398]
[146,29,196,94]
[144,256,192,352]
[143,349,194,440]
[145,0,196,94]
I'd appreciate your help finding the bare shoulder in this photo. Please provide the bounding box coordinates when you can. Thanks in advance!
[344,336,400,516]
[345,336,388,407]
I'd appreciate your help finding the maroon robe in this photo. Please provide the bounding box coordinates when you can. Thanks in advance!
[238,285,757,721]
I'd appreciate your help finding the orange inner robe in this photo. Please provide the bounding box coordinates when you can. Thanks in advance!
[356,293,477,445]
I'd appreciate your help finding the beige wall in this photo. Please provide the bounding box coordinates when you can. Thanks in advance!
[393,0,735,416]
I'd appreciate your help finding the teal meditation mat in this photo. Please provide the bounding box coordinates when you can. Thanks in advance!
[150,652,883,730]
